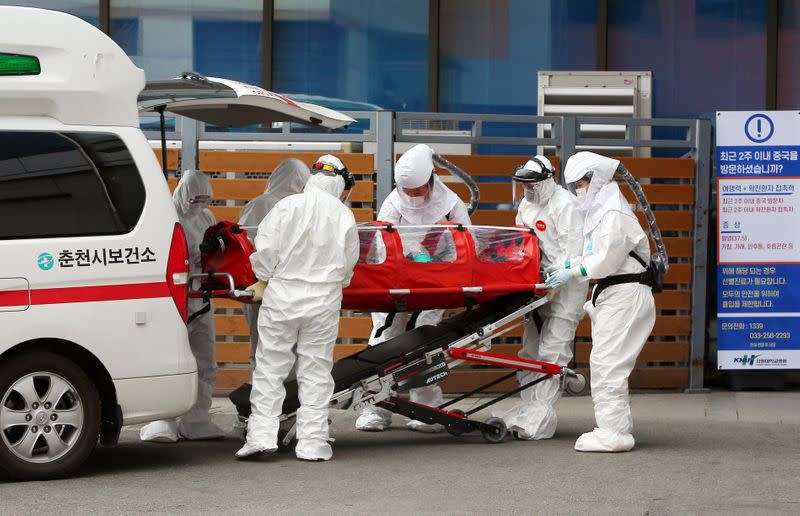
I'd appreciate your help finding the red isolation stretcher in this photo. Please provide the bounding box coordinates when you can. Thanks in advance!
[192,221,546,311]
[191,221,586,444]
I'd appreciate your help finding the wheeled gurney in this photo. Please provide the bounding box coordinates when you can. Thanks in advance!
[192,221,586,443]
[229,291,587,443]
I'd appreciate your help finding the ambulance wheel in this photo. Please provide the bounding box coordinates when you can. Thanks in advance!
[564,371,589,396]
[445,409,466,436]
[481,417,507,444]
[0,351,101,481]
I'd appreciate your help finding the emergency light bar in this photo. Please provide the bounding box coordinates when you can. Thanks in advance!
[0,53,40,75]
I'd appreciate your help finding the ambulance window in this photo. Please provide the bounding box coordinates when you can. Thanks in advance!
[0,131,146,239]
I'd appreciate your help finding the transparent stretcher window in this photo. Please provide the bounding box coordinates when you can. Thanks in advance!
[397,226,457,263]
[470,228,527,263]
[357,228,386,265]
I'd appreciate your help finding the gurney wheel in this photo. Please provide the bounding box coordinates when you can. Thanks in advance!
[445,409,467,436]
[564,371,588,396]
[481,417,507,444]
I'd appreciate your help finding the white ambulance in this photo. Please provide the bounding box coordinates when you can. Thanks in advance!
[0,7,355,481]
[0,7,198,480]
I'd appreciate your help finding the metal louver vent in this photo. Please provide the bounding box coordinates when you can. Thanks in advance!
[537,71,653,157]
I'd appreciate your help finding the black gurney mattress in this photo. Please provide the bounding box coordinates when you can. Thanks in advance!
[229,292,536,417]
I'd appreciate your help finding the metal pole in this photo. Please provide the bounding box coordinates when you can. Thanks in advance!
[374,110,395,212]
[180,116,200,172]
[559,116,577,186]
[156,106,168,179]
[687,118,712,393]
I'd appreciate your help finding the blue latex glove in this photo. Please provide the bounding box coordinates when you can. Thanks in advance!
[545,268,577,290]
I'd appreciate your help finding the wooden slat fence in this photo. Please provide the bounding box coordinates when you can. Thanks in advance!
[161,150,695,391]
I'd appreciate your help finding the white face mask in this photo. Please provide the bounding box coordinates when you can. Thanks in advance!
[407,195,427,208]
[575,187,587,201]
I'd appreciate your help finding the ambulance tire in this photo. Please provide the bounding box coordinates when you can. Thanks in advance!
[0,351,101,481]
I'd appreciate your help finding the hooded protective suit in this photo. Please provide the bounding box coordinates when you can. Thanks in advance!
[494,157,588,440]
[558,152,656,452]
[355,144,471,433]
[140,170,224,442]
[239,159,310,367]
[237,172,359,461]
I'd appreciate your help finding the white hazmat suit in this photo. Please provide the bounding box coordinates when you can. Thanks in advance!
[552,152,656,452]
[239,159,310,368]
[141,170,225,442]
[495,157,588,440]
[237,172,359,461]
[355,144,471,433]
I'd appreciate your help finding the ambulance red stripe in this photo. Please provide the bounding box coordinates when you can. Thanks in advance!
[0,282,171,307]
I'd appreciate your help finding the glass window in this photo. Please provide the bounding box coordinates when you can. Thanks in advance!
[273,0,429,111]
[0,131,146,239]
[398,227,457,263]
[779,0,800,108]
[110,1,263,84]
[608,0,768,118]
[1,1,98,25]
[439,0,597,115]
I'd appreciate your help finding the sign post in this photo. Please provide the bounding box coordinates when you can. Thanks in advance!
[716,111,800,372]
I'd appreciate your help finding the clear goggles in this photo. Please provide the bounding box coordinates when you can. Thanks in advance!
[188,194,212,206]
[566,171,593,195]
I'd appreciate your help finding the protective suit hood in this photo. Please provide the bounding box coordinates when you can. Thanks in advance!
[395,144,434,188]
[173,169,213,218]
[317,154,345,171]
[388,144,460,224]
[564,152,633,237]
[307,171,345,199]
[265,158,310,197]
[239,159,310,228]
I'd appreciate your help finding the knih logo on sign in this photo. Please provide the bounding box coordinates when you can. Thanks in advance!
[733,354,760,366]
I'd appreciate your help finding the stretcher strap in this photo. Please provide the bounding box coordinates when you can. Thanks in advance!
[438,371,517,409]
[373,311,396,340]
[187,291,212,324]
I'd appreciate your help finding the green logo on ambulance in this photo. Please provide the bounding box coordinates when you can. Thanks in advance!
[37,252,54,271]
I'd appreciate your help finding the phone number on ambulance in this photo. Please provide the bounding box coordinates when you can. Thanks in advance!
[57,247,157,268]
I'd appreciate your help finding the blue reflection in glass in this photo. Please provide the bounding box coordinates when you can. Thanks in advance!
[272,0,429,112]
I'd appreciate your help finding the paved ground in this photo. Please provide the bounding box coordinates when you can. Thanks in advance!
[1,391,799,515]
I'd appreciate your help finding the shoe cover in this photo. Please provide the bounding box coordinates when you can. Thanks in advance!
[494,400,556,440]
[235,441,277,459]
[574,427,635,452]
[178,417,225,441]
[355,405,392,431]
[233,417,248,442]
[140,419,179,443]
[406,419,443,433]
[295,438,332,461]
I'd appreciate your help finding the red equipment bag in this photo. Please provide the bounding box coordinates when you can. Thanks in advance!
[199,221,257,291]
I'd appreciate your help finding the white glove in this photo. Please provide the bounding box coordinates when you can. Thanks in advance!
[246,280,267,303]
[544,268,581,290]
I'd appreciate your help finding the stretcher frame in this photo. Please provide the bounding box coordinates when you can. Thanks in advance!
[265,294,586,445]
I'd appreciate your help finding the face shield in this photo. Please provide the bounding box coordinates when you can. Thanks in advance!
[398,173,434,208]
[566,171,593,200]
[511,158,554,206]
